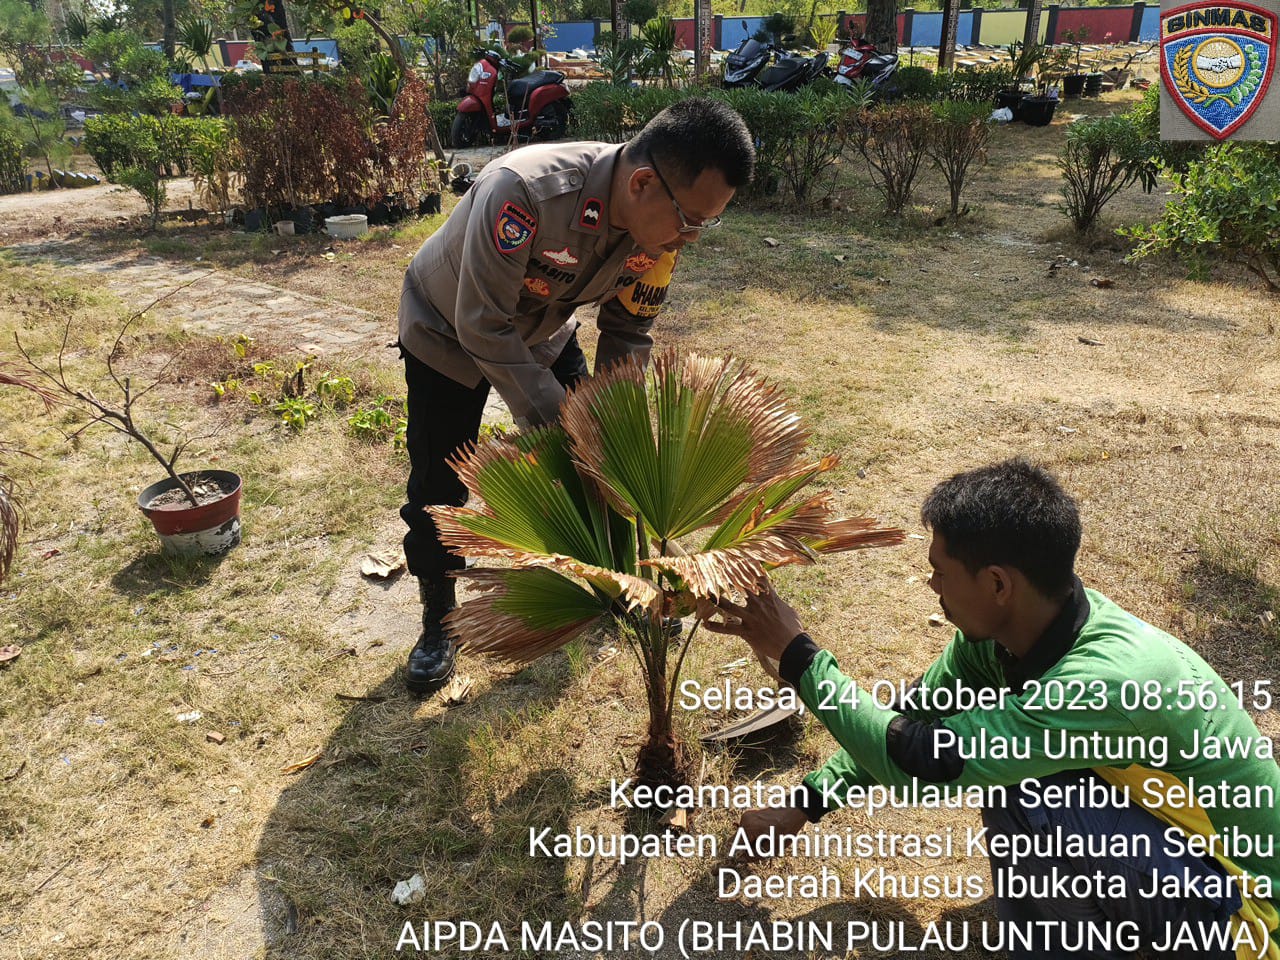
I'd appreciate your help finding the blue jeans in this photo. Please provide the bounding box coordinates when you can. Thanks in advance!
[983,770,1241,960]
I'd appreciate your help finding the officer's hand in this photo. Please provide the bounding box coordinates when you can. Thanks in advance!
[698,580,807,661]
[735,806,809,860]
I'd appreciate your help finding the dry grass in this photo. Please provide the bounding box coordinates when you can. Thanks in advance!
[2,92,1279,959]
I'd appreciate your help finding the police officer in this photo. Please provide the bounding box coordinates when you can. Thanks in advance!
[397,98,756,695]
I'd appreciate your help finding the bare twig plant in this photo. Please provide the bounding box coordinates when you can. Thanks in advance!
[14,278,212,509]
[0,367,57,585]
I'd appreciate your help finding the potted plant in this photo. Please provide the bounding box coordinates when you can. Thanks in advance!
[432,351,904,788]
[1021,46,1067,126]
[1059,28,1090,98]
[15,301,243,557]
[997,41,1046,121]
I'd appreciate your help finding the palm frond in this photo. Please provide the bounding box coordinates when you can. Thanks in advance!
[435,425,622,569]
[646,511,905,597]
[448,567,610,662]
[561,351,810,541]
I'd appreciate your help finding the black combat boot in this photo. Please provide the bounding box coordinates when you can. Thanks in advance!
[405,577,457,695]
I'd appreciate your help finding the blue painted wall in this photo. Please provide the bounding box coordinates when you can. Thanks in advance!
[545,20,597,52]
[719,17,769,48]
[1138,5,1160,41]
[909,11,975,46]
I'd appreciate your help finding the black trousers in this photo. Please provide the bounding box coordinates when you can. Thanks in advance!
[400,333,590,581]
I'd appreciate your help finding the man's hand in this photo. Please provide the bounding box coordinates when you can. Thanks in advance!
[698,580,808,661]
[735,806,809,860]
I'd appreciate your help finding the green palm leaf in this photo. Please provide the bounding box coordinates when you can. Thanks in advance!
[433,425,620,569]
[448,568,610,662]
[561,351,810,542]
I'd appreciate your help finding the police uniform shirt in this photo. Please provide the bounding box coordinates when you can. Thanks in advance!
[398,142,678,428]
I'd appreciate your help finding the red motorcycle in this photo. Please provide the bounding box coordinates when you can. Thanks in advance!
[452,47,571,147]
[833,36,899,91]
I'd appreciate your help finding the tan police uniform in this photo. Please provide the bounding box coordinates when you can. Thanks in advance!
[398,140,679,429]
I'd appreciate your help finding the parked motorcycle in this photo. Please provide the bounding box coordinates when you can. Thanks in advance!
[723,35,828,92]
[833,36,899,91]
[452,47,571,148]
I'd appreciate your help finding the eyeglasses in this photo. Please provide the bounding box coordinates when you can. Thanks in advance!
[648,158,722,234]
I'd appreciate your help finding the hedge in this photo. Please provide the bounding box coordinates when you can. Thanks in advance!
[83,115,227,179]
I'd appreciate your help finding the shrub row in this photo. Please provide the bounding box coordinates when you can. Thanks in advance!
[83,114,226,179]
[570,82,992,213]
[0,127,23,195]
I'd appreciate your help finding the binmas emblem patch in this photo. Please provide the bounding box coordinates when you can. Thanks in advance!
[1160,1,1276,139]
[494,201,537,254]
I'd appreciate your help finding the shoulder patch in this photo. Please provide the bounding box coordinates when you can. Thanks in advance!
[494,202,537,254]
[1160,2,1276,139]
[579,198,603,230]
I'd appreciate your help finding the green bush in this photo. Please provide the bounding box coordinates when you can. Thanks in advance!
[0,125,24,194]
[568,82,685,141]
[1126,142,1280,293]
[85,114,225,179]
[430,98,461,147]
[928,99,991,216]
[853,102,933,216]
[936,65,1015,103]
[505,25,535,45]
[1058,113,1158,233]
[1127,85,1204,174]
[892,65,936,101]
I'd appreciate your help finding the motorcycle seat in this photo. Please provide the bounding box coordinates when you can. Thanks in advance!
[508,71,566,103]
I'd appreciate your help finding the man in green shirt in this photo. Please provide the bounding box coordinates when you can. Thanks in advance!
[706,459,1280,959]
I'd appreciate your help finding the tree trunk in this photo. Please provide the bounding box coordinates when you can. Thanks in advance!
[634,666,686,790]
[866,0,897,53]
[162,0,176,60]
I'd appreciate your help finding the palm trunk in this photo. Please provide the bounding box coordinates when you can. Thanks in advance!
[633,617,687,790]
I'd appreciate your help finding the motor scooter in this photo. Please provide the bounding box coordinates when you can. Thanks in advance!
[723,31,828,92]
[452,47,571,147]
[833,36,899,91]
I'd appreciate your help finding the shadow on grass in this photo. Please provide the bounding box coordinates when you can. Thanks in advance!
[1180,539,1280,678]
[253,664,583,958]
[111,547,229,595]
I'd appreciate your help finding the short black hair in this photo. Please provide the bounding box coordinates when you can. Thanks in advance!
[624,97,754,188]
[920,458,1081,597]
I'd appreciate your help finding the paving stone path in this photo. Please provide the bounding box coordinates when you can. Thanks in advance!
[10,240,514,423]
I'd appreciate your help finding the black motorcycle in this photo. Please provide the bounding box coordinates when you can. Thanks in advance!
[723,36,828,92]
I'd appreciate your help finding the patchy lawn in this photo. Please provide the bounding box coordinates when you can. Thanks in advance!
[2,91,1278,960]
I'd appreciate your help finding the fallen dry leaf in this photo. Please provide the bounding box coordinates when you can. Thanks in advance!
[0,644,21,665]
[762,237,779,248]
[281,751,323,774]
[360,549,406,579]
[1078,336,1104,346]
[442,674,474,706]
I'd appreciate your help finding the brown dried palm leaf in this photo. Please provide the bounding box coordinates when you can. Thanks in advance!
[704,454,842,531]
[433,510,660,613]
[645,512,907,598]
[446,567,608,662]
[806,516,908,554]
